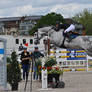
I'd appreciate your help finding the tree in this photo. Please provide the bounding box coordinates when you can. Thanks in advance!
[7,51,21,91]
[29,12,64,35]
[73,9,92,35]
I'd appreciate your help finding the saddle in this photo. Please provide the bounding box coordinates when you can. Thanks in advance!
[59,30,80,48]
[60,31,79,48]
[65,32,79,42]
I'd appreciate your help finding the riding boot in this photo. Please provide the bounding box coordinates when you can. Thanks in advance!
[67,35,73,43]
[66,32,73,43]
[60,37,66,48]
[67,38,72,43]
[66,32,70,38]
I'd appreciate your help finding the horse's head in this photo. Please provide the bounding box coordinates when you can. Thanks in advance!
[34,26,53,44]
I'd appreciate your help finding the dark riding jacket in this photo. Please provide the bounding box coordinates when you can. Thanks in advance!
[55,23,84,32]
[55,24,70,31]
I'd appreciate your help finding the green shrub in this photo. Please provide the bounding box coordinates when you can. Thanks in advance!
[44,58,57,67]
[7,51,21,88]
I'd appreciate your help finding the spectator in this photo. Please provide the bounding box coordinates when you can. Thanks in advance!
[19,44,23,51]
[31,46,44,80]
[20,47,30,81]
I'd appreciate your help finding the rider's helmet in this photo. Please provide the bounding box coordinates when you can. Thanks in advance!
[56,21,60,25]
[55,21,60,28]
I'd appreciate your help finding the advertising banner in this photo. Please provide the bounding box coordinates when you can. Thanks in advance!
[67,49,86,60]
[0,48,5,86]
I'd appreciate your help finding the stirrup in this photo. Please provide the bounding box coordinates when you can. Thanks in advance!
[66,38,72,43]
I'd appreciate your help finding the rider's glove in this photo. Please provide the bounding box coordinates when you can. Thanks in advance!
[64,31,66,33]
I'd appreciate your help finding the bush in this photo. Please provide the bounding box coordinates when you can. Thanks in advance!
[44,58,57,67]
[7,51,21,90]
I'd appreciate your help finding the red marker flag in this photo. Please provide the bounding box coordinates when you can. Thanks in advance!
[24,43,28,47]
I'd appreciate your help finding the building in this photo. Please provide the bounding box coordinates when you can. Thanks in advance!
[0,15,77,36]
[0,35,45,56]
[0,17,21,35]
[0,16,42,36]
[19,16,40,35]
[0,22,4,34]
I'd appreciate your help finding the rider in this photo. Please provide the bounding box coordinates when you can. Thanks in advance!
[55,21,84,42]
[55,21,70,32]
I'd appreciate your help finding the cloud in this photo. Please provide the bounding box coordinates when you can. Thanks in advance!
[0,0,92,18]
[11,5,50,17]
[12,5,33,16]
[0,0,33,9]
[32,0,92,7]
[0,0,92,9]
[50,3,92,17]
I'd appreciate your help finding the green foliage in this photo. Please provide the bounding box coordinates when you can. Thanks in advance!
[29,25,38,36]
[7,51,21,86]
[7,57,11,64]
[37,12,64,27]
[44,58,57,67]
[35,58,42,67]
[48,67,63,74]
[35,57,63,75]
[44,58,63,74]
[73,9,92,35]
[29,12,64,35]
[34,58,42,74]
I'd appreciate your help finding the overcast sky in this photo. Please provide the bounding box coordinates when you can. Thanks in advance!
[0,0,92,18]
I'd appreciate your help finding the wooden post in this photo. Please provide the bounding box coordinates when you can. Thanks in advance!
[43,39,47,56]
[47,39,50,56]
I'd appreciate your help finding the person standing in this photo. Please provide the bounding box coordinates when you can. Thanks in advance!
[19,43,24,51]
[20,47,30,81]
[31,46,44,80]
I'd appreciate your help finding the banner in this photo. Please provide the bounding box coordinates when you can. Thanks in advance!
[67,49,86,60]
[0,49,4,85]
[0,49,4,54]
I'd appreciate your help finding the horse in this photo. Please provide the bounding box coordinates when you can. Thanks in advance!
[34,26,92,57]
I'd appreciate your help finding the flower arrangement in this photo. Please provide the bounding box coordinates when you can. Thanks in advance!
[49,64,63,75]
[36,57,63,84]
[36,57,63,75]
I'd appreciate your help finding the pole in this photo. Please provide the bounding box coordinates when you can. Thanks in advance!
[24,78,28,91]
[30,58,33,92]
[3,39,7,90]
[24,59,31,91]
[24,64,30,91]
[42,69,48,89]
[86,55,89,72]
[47,39,50,56]
[44,39,47,56]
[36,29,39,44]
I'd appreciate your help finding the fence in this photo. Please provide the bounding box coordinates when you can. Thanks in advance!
[49,48,89,71]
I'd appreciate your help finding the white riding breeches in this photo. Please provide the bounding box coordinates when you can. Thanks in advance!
[64,24,75,33]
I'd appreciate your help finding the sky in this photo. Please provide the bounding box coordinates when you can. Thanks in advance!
[0,0,92,18]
